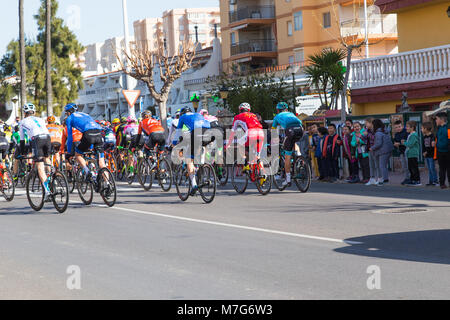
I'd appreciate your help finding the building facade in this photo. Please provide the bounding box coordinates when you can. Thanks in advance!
[220,0,398,73]
[351,0,450,115]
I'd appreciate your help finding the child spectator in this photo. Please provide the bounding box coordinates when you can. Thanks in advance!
[310,124,320,178]
[315,127,329,181]
[421,122,439,186]
[324,124,342,182]
[342,125,358,182]
[435,112,450,189]
[393,120,410,184]
[351,122,370,183]
[402,120,421,186]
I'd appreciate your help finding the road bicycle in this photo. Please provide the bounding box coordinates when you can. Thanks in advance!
[24,157,69,213]
[0,162,15,202]
[231,157,272,195]
[137,145,172,192]
[116,146,142,184]
[75,150,117,207]
[272,149,312,193]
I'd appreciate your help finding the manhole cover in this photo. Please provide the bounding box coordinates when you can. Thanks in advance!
[373,208,429,215]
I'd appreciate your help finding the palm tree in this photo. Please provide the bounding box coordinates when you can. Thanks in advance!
[46,0,53,116]
[19,0,27,116]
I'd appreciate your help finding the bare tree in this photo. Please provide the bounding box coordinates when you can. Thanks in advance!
[116,39,197,132]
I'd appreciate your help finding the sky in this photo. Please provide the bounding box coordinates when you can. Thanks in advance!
[0,0,219,57]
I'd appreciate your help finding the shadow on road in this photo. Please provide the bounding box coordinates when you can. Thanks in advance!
[335,229,450,265]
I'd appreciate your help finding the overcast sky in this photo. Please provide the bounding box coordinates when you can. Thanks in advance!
[0,0,219,57]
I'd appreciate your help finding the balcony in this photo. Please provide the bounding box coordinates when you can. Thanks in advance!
[230,39,277,58]
[340,14,397,39]
[351,44,450,89]
[229,6,275,28]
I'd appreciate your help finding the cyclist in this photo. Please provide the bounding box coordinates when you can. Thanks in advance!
[225,102,264,168]
[172,106,211,196]
[199,109,224,163]
[64,103,105,182]
[123,116,140,178]
[101,121,116,152]
[115,117,128,149]
[112,118,121,135]
[271,102,304,187]
[18,103,53,199]
[0,127,9,169]
[135,110,165,155]
[167,108,181,146]
[47,115,63,167]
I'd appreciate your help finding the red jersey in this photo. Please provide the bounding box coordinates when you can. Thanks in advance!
[138,118,164,135]
[61,126,82,153]
[232,112,262,131]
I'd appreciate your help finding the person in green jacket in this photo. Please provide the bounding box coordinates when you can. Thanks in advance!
[350,123,370,182]
[435,112,449,188]
[401,120,421,186]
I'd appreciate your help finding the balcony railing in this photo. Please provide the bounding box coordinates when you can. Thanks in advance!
[340,15,397,38]
[351,44,450,89]
[229,6,275,24]
[230,39,277,56]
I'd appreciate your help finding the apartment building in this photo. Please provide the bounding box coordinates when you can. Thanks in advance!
[134,8,221,56]
[220,0,398,73]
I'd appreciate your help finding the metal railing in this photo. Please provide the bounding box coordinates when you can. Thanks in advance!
[230,39,277,56]
[229,6,275,24]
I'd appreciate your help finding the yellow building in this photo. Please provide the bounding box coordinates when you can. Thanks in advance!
[351,0,450,115]
[220,0,398,73]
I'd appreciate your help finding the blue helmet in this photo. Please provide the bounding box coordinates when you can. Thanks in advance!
[276,102,288,111]
[180,106,191,116]
[64,103,78,113]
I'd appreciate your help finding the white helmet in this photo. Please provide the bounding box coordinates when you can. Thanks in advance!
[239,102,251,113]
[23,103,36,114]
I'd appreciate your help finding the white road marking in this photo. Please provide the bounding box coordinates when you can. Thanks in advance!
[100,205,363,245]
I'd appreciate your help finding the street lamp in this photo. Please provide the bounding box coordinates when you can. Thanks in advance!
[11,97,18,119]
[115,88,122,119]
[289,65,300,112]
[219,86,229,109]
[190,93,201,112]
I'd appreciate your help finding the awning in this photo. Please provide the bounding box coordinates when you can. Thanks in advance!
[231,24,248,31]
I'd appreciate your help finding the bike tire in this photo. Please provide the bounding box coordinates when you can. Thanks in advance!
[26,170,44,212]
[231,161,248,194]
[272,155,287,191]
[293,156,312,193]
[75,167,93,205]
[174,164,190,201]
[98,167,117,207]
[1,168,15,202]
[198,164,216,204]
[158,157,172,192]
[255,158,272,196]
[51,171,69,213]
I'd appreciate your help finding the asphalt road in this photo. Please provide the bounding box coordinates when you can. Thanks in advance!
[0,180,449,299]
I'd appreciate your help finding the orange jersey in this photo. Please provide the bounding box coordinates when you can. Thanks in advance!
[138,118,164,135]
[47,124,63,144]
[61,126,82,153]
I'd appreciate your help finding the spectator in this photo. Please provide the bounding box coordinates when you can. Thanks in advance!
[345,119,354,132]
[342,125,358,182]
[435,112,450,189]
[421,122,439,186]
[315,127,329,181]
[351,122,370,183]
[402,120,421,186]
[324,124,342,182]
[370,119,394,186]
[393,120,410,184]
[309,124,320,178]
[298,125,310,159]
[364,117,378,185]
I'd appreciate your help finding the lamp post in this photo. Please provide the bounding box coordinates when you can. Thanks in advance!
[190,93,201,112]
[289,65,300,112]
[219,86,229,109]
[115,88,122,119]
[11,97,18,119]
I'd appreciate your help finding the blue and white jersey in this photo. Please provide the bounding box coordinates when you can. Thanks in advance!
[66,112,101,152]
[172,113,210,145]
[272,112,302,129]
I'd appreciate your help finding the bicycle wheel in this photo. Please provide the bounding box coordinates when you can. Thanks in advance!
[51,171,69,213]
[174,164,190,201]
[75,167,93,205]
[107,154,118,177]
[272,155,287,191]
[98,167,117,207]
[198,164,216,204]
[26,170,44,212]
[231,161,248,194]
[255,158,272,196]
[215,163,229,187]
[293,156,312,193]
[157,157,172,192]
[115,154,125,181]
[1,168,15,202]
[138,158,154,191]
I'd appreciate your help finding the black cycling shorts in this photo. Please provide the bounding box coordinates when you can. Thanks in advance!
[283,127,303,155]
[0,138,9,160]
[76,130,104,155]
[51,142,61,154]
[145,132,165,152]
[131,134,145,149]
[190,128,214,160]
[31,135,52,160]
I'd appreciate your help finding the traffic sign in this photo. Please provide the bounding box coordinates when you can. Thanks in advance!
[122,90,141,108]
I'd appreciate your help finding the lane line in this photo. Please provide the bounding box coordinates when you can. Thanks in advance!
[100,205,363,245]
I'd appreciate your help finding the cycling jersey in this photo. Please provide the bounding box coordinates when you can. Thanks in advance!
[66,112,101,153]
[61,127,82,153]
[272,112,302,129]
[232,112,263,131]
[19,116,49,140]
[227,112,264,152]
[139,118,164,136]
[172,113,210,145]
[102,127,116,145]
[124,123,139,137]
[47,124,63,144]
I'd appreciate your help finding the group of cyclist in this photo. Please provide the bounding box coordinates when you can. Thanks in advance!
[0,99,306,208]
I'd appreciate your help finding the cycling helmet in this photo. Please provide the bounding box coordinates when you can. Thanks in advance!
[112,118,120,125]
[180,106,191,116]
[239,102,251,113]
[141,110,152,118]
[127,115,137,123]
[199,109,208,116]
[175,109,181,117]
[276,102,289,111]
[64,103,78,113]
[23,103,36,114]
[120,117,127,123]
[47,115,56,123]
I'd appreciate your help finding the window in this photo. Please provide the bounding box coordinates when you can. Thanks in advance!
[288,56,294,64]
[323,12,331,28]
[294,48,304,62]
[230,32,236,45]
[294,11,303,31]
[287,21,293,36]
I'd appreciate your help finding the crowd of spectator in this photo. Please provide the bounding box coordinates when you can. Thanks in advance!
[303,112,450,189]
